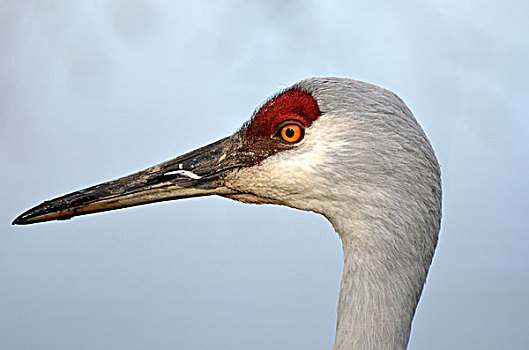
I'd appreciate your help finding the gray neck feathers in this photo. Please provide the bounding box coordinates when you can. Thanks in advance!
[329,206,437,349]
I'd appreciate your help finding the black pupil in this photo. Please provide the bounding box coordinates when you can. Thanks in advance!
[285,128,295,138]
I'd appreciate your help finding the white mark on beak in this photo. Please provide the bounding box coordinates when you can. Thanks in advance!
[164,170,202,180]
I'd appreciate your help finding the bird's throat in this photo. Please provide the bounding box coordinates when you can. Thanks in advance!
[330,217,433,350]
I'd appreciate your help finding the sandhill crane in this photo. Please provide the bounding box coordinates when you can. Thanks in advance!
[13,78,442,349]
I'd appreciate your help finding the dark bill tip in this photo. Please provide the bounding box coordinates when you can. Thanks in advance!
[13,212,73,225]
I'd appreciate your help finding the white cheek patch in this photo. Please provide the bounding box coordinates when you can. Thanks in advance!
[164,170,202,180]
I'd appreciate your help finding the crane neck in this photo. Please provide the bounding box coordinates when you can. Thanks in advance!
[328,209,435,350]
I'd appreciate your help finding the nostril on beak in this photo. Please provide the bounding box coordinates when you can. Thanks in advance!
[163,170,202,180]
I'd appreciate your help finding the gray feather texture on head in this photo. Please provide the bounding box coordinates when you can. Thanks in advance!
[226,77,441,349]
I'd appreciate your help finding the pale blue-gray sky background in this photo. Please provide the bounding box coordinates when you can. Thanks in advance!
[1,1,528,349]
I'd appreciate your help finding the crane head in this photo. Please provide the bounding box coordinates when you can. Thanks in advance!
[13,78,440,228]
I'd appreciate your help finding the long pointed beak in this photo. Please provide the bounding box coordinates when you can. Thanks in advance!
[13,134,246,225]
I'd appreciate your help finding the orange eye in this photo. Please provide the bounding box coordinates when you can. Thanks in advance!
[280,123,303,143]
